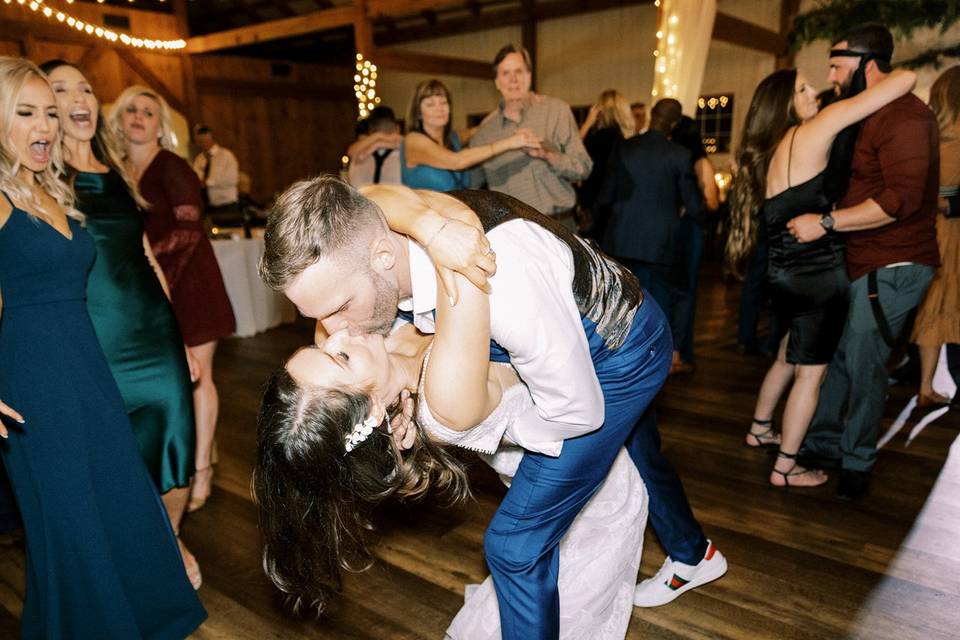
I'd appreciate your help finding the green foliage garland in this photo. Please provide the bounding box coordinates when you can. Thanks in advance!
[789,0,960,68]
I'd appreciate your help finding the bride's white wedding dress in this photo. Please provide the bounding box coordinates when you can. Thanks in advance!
[417,354,648,640]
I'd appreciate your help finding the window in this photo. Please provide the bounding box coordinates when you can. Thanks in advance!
[696,94,733,154]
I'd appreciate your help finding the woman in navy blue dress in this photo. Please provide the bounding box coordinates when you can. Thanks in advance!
[401,79,540,191]
[0,57,205,638]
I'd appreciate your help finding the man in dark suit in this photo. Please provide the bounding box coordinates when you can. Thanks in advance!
[598,98,704,366]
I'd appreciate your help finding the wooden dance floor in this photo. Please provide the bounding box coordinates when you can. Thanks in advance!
[1,268,958,639]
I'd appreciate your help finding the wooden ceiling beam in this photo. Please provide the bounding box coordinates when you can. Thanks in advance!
[375,0,651,47]
[775,0,801,69]
[114,47,188,115]
[172,0,200,125]
[184,5,357,54]
[267,1,299,16]
[76,45,109,73]
[195,76,350,100]
[711,12,786,56]
[353,0,374,57]
[373,48,491,78]
[365,0,465,19]
[0,17,96,48]
[369,1,784,59]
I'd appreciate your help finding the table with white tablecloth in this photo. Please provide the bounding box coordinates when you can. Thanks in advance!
[211,237,298,338]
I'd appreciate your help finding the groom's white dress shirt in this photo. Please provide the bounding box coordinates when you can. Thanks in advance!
[398,218,604,456]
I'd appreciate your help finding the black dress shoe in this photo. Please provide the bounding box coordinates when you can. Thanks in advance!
[797,450,841,471]
[836,470,870,501]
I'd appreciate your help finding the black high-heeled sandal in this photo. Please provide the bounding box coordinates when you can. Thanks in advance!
[744,418,780,448]
[770,450,828,487]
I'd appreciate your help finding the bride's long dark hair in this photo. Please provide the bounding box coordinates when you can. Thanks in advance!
[253,367,470,614]
[726,69,801,277]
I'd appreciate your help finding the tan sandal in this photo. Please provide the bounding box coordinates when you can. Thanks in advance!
[177,537,202,590]
[187,465,214,513]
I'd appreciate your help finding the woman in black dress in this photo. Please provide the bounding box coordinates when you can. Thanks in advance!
[727,67,915,487]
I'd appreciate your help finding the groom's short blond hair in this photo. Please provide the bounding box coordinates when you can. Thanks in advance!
[259,175,385,291]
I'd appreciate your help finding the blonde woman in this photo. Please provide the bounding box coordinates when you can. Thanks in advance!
[911,65,960,407]
[0,56,205,637]
[401,78,540,191]
[110,86,235,512]
[577,89,634,240]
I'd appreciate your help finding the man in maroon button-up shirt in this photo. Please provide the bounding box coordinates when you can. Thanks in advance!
[788,24,939,500]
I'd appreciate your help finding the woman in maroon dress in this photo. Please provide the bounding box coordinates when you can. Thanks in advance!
[110,86,235,512]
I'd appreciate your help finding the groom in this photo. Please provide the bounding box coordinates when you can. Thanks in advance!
[260,177,724,636]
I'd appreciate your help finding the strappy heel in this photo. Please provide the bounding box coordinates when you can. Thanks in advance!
[770,450,828,488]
[187,465,214,513]
[744,418,780,448]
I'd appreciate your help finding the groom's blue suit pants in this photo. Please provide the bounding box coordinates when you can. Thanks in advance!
[484,293,708,639]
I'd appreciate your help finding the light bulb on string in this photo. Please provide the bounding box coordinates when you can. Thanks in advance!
[353,52,380,119]
[20,0,186,49]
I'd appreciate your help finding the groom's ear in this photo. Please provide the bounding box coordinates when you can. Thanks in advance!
[370,235,397,273]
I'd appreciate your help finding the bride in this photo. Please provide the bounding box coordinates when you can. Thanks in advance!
[253,203,647,639]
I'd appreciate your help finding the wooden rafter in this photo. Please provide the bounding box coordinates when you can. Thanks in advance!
[1,17,90,48]
[184,5,357,54]
[353,0,374,57]
[76,45,109,73]
[173,0,199,125]
[375,0,652,47]
[711,12,786,56]
[114,47,188,115]
[194,76,350,100]
[371,0,786,59]
[365,0,465,19]
[373,49,490,78]
[775,0,801,69]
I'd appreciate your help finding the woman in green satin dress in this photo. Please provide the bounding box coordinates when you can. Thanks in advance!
[40,60,202,589]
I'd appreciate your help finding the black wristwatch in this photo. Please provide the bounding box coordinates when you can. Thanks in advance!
[819,213,836,233]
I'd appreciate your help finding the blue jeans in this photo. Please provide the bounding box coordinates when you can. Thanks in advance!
[484,294,707,639]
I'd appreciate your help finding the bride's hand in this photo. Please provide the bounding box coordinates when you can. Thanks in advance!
[423,217,496,305]
[390,390,417,450]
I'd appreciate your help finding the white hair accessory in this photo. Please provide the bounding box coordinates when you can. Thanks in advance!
[344,415,381,453]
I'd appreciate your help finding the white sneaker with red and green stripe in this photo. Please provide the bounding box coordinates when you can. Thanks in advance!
[633,540,727,607]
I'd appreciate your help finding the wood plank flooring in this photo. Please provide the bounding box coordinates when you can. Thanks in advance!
[2,267,959,639]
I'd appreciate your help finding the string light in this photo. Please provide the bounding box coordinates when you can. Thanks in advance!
[354,52,380,120]
[4,0,185,50]
[652,1,682,102]
[697,95,729,110]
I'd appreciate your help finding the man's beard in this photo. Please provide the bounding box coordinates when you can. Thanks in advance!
[364,267,400,336]
[837,61,868,100]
